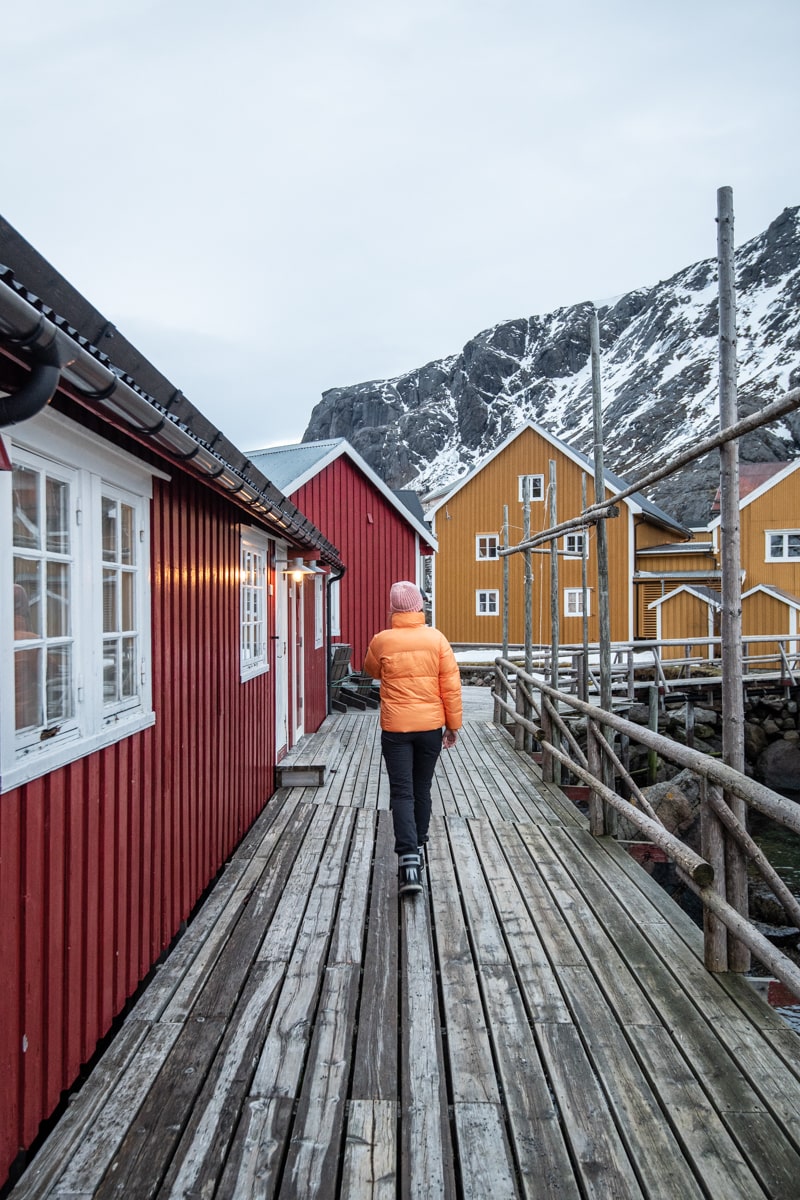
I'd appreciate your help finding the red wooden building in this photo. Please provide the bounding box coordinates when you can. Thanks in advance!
[248,439,436,667]
[0,221,343,1188]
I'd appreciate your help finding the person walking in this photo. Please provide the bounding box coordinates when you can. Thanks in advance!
[363,581,462,896]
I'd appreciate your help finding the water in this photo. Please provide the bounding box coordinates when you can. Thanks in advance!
[750,795,800,1031]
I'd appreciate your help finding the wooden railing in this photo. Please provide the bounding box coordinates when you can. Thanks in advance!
[492,656,800,1000]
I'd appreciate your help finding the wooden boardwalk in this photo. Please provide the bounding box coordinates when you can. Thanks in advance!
[9,694,800,1199]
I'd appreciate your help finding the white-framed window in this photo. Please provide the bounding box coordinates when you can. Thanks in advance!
[2,409,157,793]
[518,474,544,502]
[476,534,499,560]
[329,577,341,636]
[314,573,324,649]
[564,588,590,617]
[563,532,587,558]
[476,589,499,616]
[240,527,270,680]
[766,531,800,561]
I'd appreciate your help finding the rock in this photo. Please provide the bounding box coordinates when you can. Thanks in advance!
[756,738,800,791]
[762,719,782,738]
[745,722,769,760]
[617,768,702,850]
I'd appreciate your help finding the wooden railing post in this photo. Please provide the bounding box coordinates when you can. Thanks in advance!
[647,685,659,785]
[702,779,729,972]
[586,717,605,835]
[539,683,554,782]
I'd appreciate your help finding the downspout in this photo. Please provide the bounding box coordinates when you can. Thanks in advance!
[0,316,75,427]
[326,563,347,713]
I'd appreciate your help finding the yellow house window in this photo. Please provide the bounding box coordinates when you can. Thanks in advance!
[517,474,544,502]
[476,534,499,560]
[565,588,589,617]
[476,589,499,616]
[766,531,800,561]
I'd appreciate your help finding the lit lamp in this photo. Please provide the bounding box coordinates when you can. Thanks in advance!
[284,557,315,582]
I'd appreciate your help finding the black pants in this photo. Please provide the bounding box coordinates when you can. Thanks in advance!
[381,728,442,857]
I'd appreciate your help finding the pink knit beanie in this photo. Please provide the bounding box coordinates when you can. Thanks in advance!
[389,581,423,613]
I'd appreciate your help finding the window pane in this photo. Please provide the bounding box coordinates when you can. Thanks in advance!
[46,561,70,638]
[104,641,119,702]
[15,647,42,730]
[14,558,41,637]
[789,535,800,558]
[102,496,118,562]
[122,637,137,698]
[103,569,118,632]
[121,571,135,631]
[46,477,70,554]
[46,645,73,722]
[120,503,135,565]
[770,534,784,557]
[12,465,40,550]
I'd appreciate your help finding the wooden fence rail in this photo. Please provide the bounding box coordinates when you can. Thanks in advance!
[492,657,800,1001]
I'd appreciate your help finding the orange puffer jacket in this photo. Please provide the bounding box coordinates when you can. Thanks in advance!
[363,611,463,733]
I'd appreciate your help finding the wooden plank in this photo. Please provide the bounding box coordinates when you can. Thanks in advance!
[352,813,398,1100]
[452,1103,519,1198]
[92,1017,227,1199]
[467,819,572,1024]
[216,1096,295,1200]
[6,1019,155,1200]
[401,896,456,1200]
[479,965,580,1200]
[158,962,285,1198]
[427,827,500,1104]
[537,1023,646,1199]
[341,1100,397,1199]
[445,818,509,967]
[279,964,361,1200]
[329,808,375,965]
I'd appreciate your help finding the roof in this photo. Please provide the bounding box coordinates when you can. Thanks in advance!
[708,459,800,528]
[648,584,722,609]
[637,542,715,556]
[742,583,800,609]
[710,461,789,511]
[0,218,344,570]
[246,438,436,550]
[425,419,689,538]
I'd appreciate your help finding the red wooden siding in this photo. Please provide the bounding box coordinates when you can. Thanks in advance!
[295,457,421,666]
[1,467,280,1183]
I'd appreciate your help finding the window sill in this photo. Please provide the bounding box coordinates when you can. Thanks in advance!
[1,711,156,794]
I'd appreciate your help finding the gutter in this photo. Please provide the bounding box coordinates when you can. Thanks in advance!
[0,268,343,570]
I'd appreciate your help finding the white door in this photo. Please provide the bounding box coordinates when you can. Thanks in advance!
[274,542,289,753]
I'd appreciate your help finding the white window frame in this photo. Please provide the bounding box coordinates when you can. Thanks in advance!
[518,474,544,502]
[314,573,324,649]
[329,577,341,637]
[240,526,270,680]
[1,409,158,794]
[766,530,800,561]
[476,534,499,561]
[563,532,587,558]
[564,587,590,617]
[476,589,499,616]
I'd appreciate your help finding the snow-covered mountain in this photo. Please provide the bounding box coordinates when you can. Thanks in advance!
[303,206,800,527]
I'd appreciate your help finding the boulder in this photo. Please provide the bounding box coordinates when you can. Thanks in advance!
[617,768,702,851]
[756,739,800,791]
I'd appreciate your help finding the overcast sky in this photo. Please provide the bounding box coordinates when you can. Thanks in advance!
[4,0,799,455]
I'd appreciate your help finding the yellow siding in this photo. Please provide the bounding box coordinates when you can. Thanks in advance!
[739,469,800,594]
[656,592,718,660]
[742,591,798,669]
[432,426,635,645]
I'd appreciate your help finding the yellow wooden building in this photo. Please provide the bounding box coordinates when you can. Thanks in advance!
[425,421,690,646]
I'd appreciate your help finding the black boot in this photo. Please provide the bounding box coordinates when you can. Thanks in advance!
[398,853,422,896]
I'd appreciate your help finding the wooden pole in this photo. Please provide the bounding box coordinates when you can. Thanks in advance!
[523,479,532,676]
[549,461,560,780]
[717,184,749,972]
[502,504,509,662]
[581,473,590,702]
[590,310,612,719]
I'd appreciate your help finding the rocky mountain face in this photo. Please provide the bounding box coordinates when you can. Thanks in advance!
[303,207,800,527]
